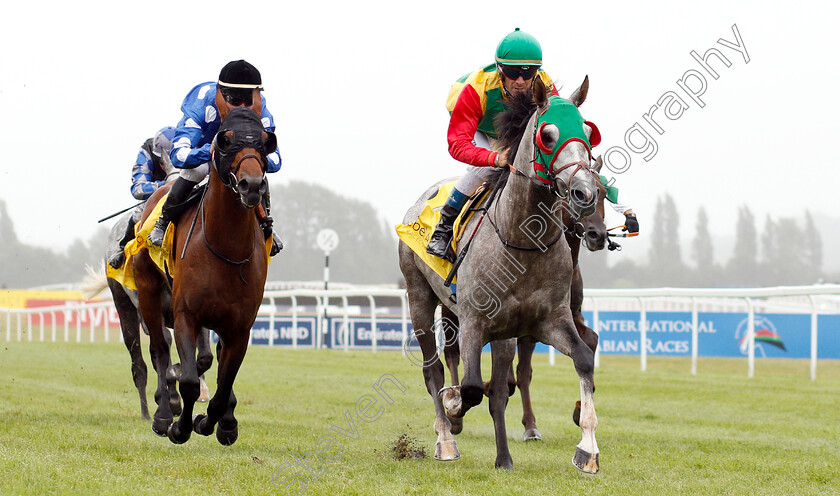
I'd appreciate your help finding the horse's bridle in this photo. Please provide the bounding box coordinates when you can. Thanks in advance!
[211,137,269,195]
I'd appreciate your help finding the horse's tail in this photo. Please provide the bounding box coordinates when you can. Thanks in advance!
[80,263,108,300]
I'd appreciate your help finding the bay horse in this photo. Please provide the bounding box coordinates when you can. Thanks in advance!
[399,77,602,472]
[440,154,608,441]
[81,150,212,420]
[134,104,276,444]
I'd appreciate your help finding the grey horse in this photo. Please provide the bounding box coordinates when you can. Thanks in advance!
[399,77,602,472]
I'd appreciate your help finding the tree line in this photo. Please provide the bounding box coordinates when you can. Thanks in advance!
[0,189,833,289]
[579,193,833,288]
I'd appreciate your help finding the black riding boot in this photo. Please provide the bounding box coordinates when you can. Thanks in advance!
[259,190,283,257]
[147,177,197,247]
[108,217,137,269]
[426,188,468,263]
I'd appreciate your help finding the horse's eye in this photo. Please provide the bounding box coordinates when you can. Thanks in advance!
[537,123,559,154]
[217,131,235,152]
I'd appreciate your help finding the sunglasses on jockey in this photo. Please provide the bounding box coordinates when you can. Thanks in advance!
[498,64,540,81]
[219,83,262,107]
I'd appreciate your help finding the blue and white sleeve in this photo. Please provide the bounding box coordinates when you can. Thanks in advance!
[130,148,159,200]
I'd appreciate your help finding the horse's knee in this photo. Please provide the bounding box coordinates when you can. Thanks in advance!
[572,342,595,377]
[178,377,201,402]
[196,354,213,375]
[461,381,484,408]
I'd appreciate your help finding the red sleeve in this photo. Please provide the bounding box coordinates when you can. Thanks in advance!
[447,85,497,167]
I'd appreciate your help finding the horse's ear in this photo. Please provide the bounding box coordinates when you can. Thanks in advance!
[593,155,603,173]
[533,77,548,109]
[263,131,277,154]
[249,89,263,118]
[215,89,230,122]
[568,75,589,107]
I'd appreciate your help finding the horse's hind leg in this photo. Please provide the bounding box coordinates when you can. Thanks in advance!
[516,339,541,441]
[134,253,173,436]
[166,312,202,444]
[439,305,463,435]
[489,340,516,469]
[108,278,150,420]
[196,328,213,402]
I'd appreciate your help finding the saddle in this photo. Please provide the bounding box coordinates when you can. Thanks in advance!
[106,184,271,290]
[395,182,492,286]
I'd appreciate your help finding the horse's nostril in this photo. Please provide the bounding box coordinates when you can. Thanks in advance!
[238,179,249,192]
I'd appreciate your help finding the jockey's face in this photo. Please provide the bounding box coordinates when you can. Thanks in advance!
[499,65,539,97]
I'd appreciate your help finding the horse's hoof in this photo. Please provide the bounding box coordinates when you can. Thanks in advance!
[216,424,239,446]
[167,422,191,445]
[449,416,463,435]
[434,439,460,461]
[573,400,581,427]
[193,414,214,436]
[151,417,172,437]
[572,447,600,474]
[439,386,463,418]
[523,428,542,441]
[495,456,514,470]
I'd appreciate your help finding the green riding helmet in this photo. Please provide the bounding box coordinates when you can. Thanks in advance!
[495,28,542,66]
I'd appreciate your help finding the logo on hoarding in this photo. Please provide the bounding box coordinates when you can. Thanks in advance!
[734,315,786,356]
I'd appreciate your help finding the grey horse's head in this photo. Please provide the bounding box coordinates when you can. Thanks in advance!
[528,77,600,219]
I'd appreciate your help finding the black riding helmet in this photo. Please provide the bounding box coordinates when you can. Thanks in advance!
[218,60,263,107]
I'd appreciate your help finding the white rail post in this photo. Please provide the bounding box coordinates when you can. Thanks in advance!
[691,297,698,375]
[291,295,298,349]
[592,297,600,368]
[639,297,647,372]
[368,295,377,353]
[51,311,57,342]
[268,296,276,347]
[342,295,350,352]
[746,298,755,378]
[400,292,408,358]
[809,295,818,381]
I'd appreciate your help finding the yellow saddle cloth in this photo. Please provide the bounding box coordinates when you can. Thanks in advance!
[395,181,489,284]
[105,193,273,291]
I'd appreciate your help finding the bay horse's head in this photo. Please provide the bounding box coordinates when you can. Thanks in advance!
[211,107,277,209]
[581,155,608,251]
[497,76,601,220]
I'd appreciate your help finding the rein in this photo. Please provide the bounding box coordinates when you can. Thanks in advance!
[198,186,255,284]
[485,174,570,252]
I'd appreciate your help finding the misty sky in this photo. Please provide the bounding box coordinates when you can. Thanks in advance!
[1,0,837,271]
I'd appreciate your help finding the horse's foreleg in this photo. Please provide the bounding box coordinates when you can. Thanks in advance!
[197,328,213,402]
[166,313,202,445]
[489,340,516,469]
[516,339,541,441]
[195,336,247,445]
[458,321,484,412]
[543,312,599,474]
[571,265,598,353]
[134,255,172,436]
[439,306,463,435]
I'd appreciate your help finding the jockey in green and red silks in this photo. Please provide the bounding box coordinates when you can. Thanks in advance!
[427,28,559,261]
[426,28,639,262]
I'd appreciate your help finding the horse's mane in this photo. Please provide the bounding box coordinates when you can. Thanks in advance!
[494,91,538,164]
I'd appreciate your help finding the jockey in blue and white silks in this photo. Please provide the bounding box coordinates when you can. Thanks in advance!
[170,81,281,175]
[148,59,283,255]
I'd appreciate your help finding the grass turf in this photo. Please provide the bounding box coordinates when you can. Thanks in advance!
[0,342,838,495]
